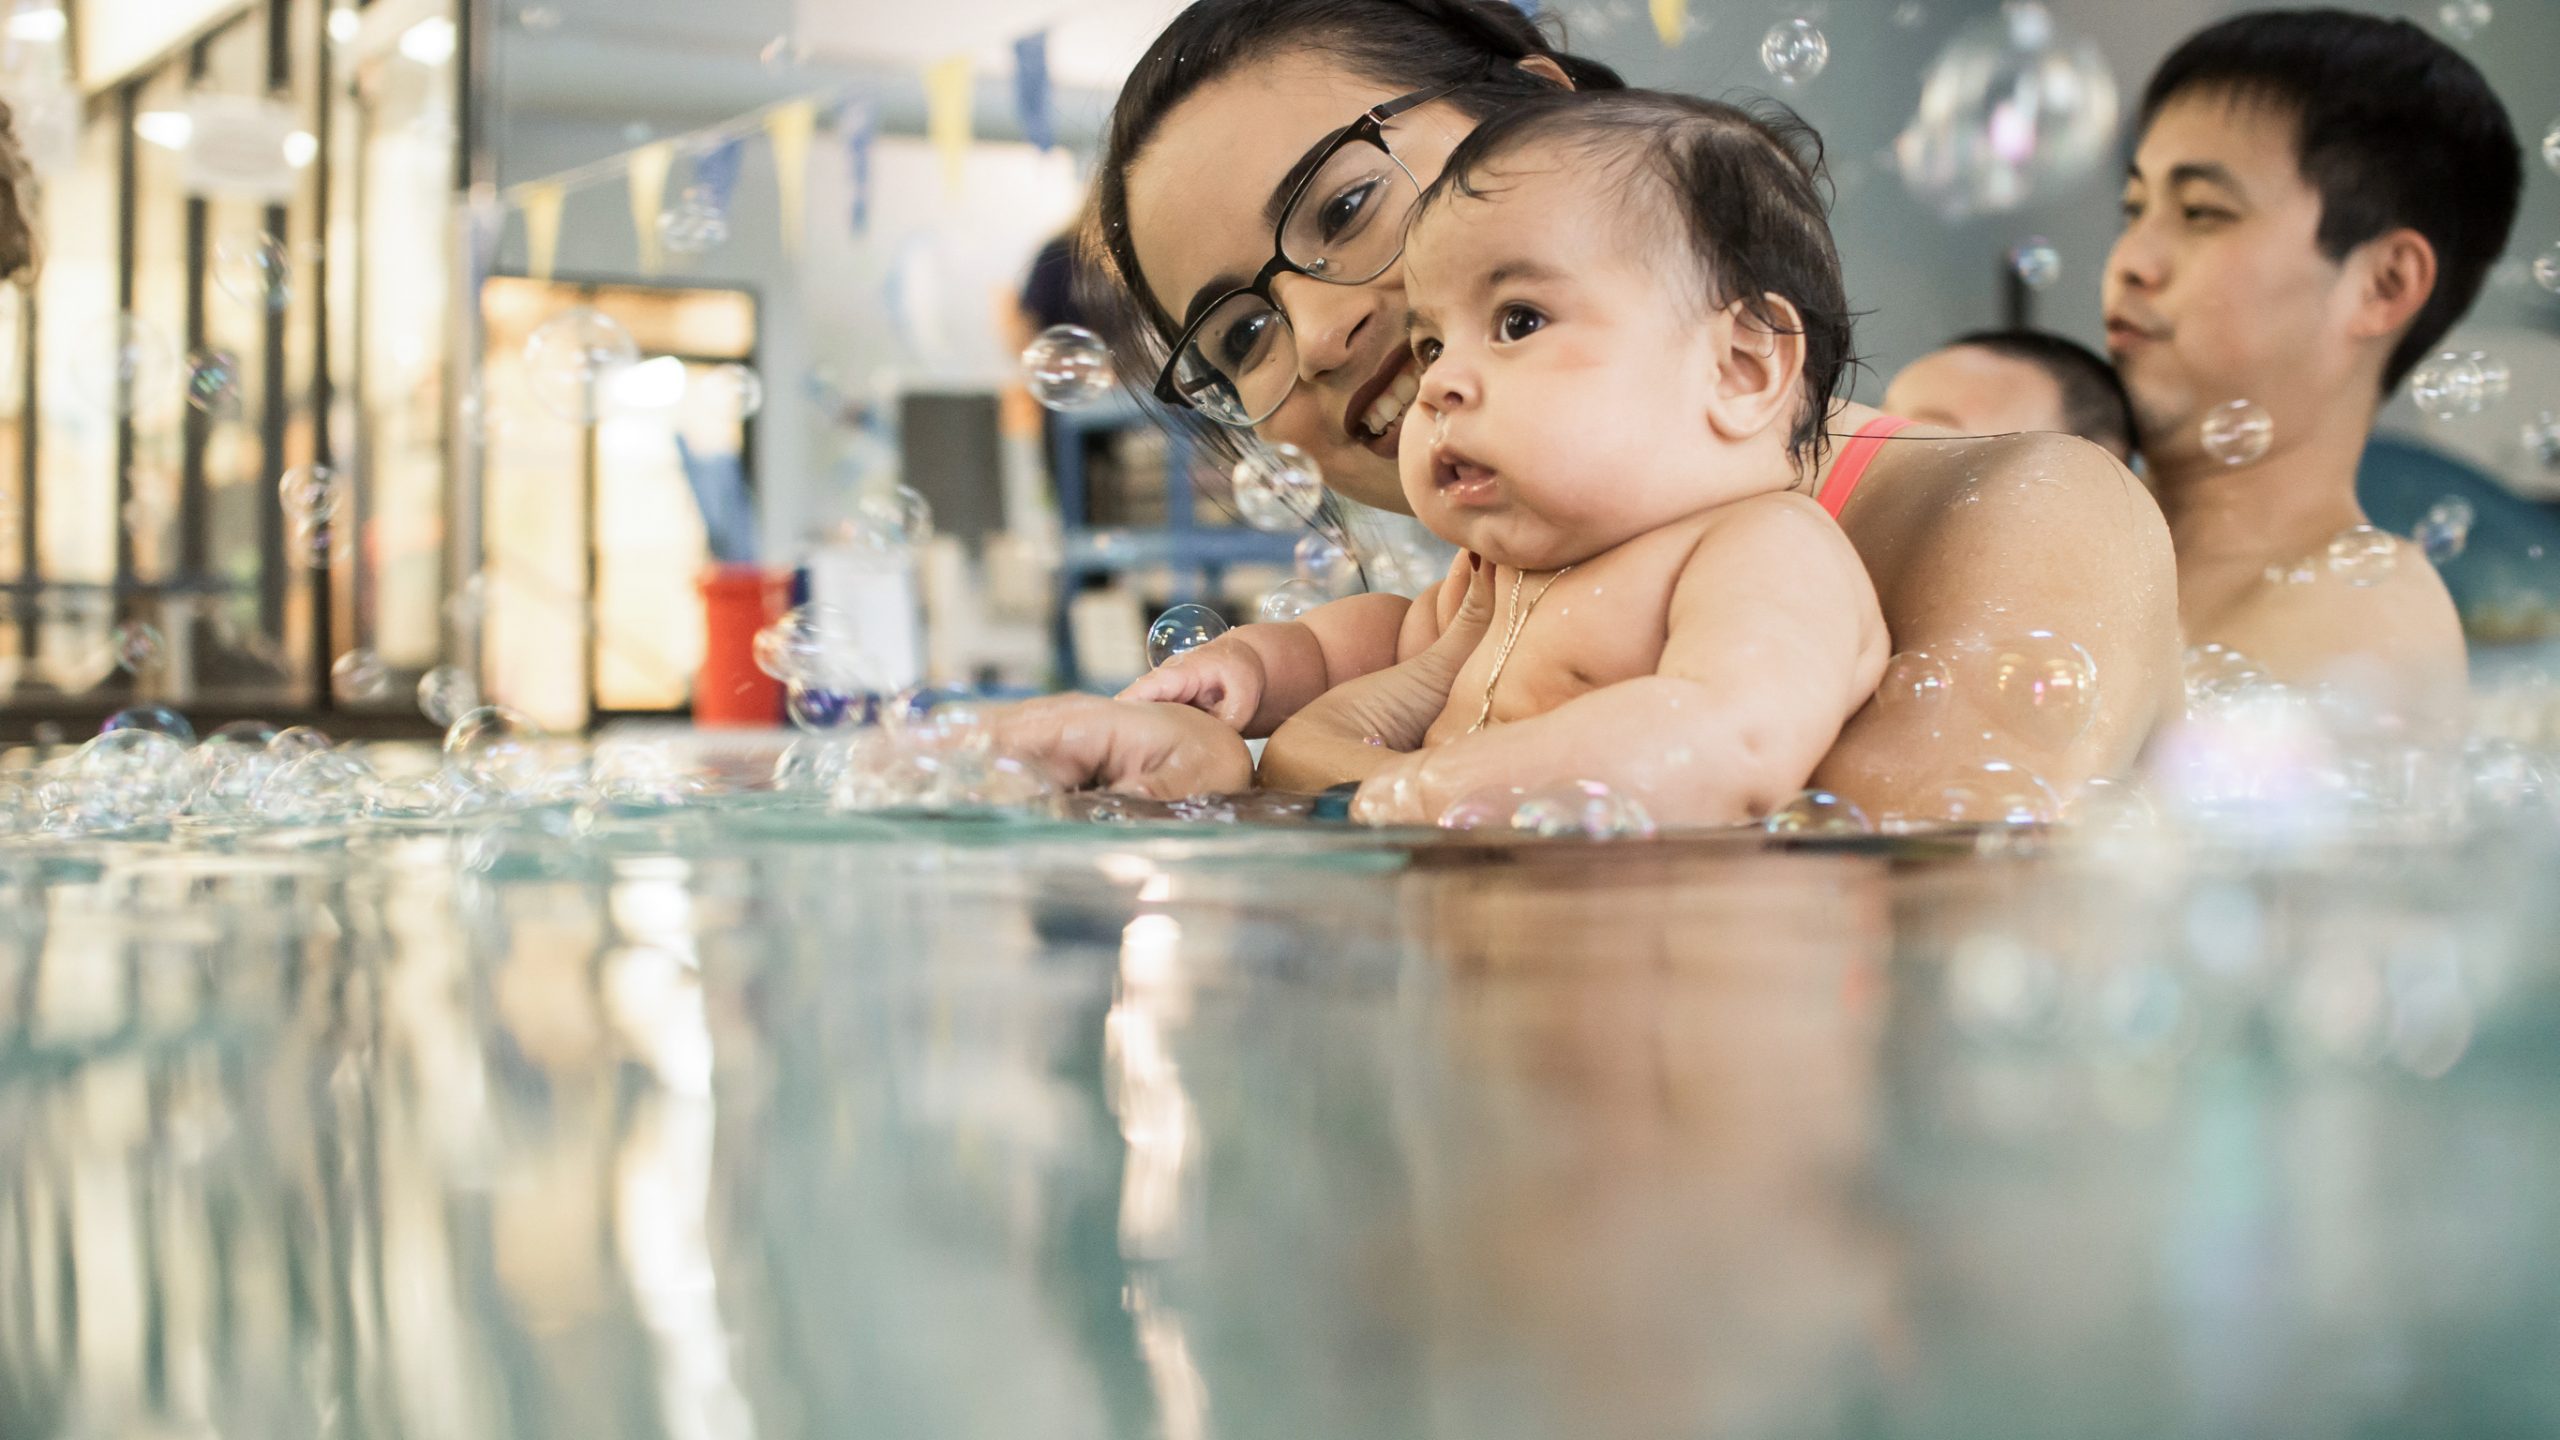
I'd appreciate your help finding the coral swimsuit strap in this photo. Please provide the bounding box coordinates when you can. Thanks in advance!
[1817,416,1914,519]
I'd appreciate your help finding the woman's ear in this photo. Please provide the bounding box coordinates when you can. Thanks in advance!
[1703,294,1809,446]
[1515,54,1572,90]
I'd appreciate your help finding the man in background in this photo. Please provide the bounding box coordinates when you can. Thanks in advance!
[1882,328,2137,461]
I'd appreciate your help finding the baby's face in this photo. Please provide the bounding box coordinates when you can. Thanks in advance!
[1398,155,1756,570]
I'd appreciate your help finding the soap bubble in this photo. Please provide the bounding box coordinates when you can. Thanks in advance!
[2415,497,2473,565]
[698,362,765,418]
[2007,237,2060,290]
[1294,534,1355,592]
[1146,603,1229,668]
[112,621,163,674]
[1764,789,1875,836]
[1438,784,1527,831]
[1986,631,2098,748]
[212,233,291,312]
[443,705,546,798]
[785,682,863,733]
[523,307,639,423]
[76,313,179,418]
[2065,775,2157,830]
[2183,643,2276,713]
[2461,737,2560,824]
[772,736,855,796]
[2545,119,2560,176]
[2324,524,2399,587]
[330,648,389,703]
[71,730,196,825]
[1882,649,1952,707]
[269,725,333,760]
[253,749,380,825]
[1021,324,1115,411]
[1231,443,1324,532]
[184,347,241,415]
[2200,399,2273,466]
[759,34,811,70]
[2407,350,2498,420]
[2436,0,2490,40]
[288,516,335,568]
[1510,780,1657,840]
[2524,411,2560,468]
[1934,758,2061,826]
[416,665,479,726]
[190,730,280,816]
[102,705,195,744]
[1759,18,1829,83]
[2534,244,2560,295]
[278,464,345,525]
[884,685,994,754]
[753,604,874,691]
[1258,579,1328,624]
[655,185,730,256]
[1892,2,2120,219]
[847,485,934,551]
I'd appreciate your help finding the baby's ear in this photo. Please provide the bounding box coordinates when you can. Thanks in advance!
[1703,294,1809,445]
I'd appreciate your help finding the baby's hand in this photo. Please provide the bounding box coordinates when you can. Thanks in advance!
[1350,751,1436,827]
[1115,634,1270,732]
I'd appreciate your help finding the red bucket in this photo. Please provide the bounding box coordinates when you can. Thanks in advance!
[695,564,788,727]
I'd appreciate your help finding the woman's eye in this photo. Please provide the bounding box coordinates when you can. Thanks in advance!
[1496,305,1545,343]
[1317,178,1382,243]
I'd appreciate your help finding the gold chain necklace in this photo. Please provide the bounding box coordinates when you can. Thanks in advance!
[1467,565,1575,734]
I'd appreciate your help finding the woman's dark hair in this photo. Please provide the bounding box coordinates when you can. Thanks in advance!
[2138,9,2521,395]
[1081,0,1624,381]
[0,98,40,286]
[1415,88,1855,469]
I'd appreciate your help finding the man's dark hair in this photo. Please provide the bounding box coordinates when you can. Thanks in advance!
[1413,88,1853,468]
[2138,8,2522,394]
[1948,328,2135,459]
[1083,0,1625,367]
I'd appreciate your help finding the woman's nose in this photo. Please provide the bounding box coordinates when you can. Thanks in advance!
[1271,272,1372,383]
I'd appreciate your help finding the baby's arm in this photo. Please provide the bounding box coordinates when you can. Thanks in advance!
[1117,591,1413,735]
[1353,499,1885,826]
[1257,555,1495,793]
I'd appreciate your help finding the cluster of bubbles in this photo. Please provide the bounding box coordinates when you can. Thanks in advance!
[1021,325,1116,411]
[2200,398,2274,467]
[278,463,347,567]
[1758,18,1829,84]
[1894,1,2120,219]
[2007,237,2060,291]
[752,603,881,729]
[1436,779,1658,839]
[1231,443,1324,532]
[2436,0,2493,41]
[2407,350,2511,421]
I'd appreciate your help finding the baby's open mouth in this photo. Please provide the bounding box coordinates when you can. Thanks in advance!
[1433,448,1502,507]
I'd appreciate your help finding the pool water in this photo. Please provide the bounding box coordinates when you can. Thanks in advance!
[1,802,2555,1439]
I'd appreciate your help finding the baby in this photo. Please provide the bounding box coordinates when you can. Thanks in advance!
[1282,89,1884,827]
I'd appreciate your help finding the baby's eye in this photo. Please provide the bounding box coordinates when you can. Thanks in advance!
[1495,305,1546,343]
[1412,335,1443,366]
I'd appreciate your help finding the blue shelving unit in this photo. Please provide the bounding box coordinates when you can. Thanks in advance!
[1048,396,1299,688]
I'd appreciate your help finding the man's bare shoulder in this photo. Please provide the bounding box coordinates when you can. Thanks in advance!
[2212,533,2468,699]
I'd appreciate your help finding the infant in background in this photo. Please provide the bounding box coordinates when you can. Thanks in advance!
[1252,88,1886,827]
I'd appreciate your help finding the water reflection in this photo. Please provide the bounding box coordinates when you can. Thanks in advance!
[0,816,2554,1439]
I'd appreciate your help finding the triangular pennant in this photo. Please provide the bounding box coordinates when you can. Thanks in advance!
[626,140,674,274]
[693,137,746,213]
[1651,0,1684,45]
[764,101,818,258]
[1012,31,1054,152]
[843,105,877,235]
[925,55,973,193]
[520,182,564,281]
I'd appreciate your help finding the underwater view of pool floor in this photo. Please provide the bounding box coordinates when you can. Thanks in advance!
[1,802,2555,1440]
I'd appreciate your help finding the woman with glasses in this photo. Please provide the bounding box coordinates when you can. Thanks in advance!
[1000,0,2183,819]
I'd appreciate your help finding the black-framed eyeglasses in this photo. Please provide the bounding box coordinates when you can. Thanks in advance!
[1151,81,1460,429]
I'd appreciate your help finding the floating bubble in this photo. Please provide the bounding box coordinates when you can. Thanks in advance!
[2007,237,2060,290]
[753,605,872,693]
[884,685,994,754]
[2324,524,2399,587]
[2535,243,2560,295]
[74,313,179,418]
[278,464,345,525]
[2064,775,2156,830]
[1764,789,1874,836]
[1293,534,1355,593]
[443,705,546,798]
[1987,631,2098,748]
[2545,119,2560,176]
[1146,603,1229,668]
[1892,2,2119,218]
[444,570,490,628]
[184,347,241,415]
[213,233,291,312]
[2407,350,2498,420]
[2525,410,2560,469]
[1882,649,1952,707]
[785,682,861,733]
[1021,324,1115,411]
[102,704,195,744]
[1257,579,1327,624]
[1232,443,1324,532]
[1759,18,1829,83]
[523,307,639,424]
[416,665,479,727]
[70,729,196,827]
[847,486,935,552]
[288,516,335,568]
[2200,398,2273,466]
[269,725,334,760]
[1934,758,2061,826]
[330,648,389,703]
[112,621,163,675]
[1437,784,1527,831]
[1511,779,1657,840]
[655,186,730,257]
[759,34,811,70]
[2436,0,2490,40]
[698,362,765,418]
[2461,737,2559,823]
[2415,497,2474,565]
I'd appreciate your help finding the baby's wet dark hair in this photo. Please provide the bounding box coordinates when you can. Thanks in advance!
[1412,88,1854,468]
